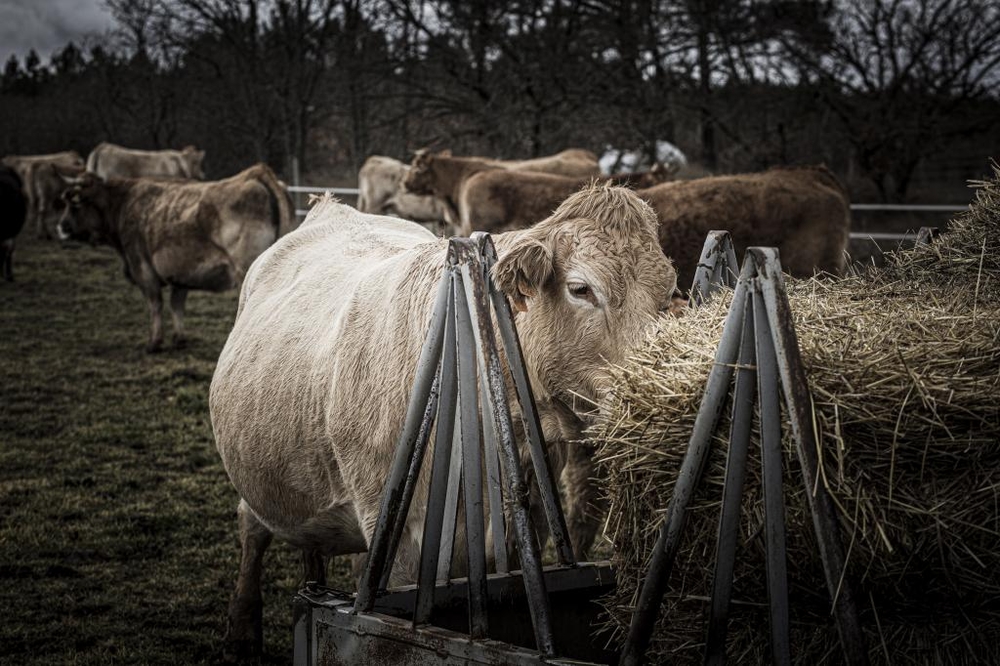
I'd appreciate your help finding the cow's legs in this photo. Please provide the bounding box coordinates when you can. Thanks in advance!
[561,440,606,559]
[225,499,274,663]
[146,289,164,352]
[302,549,326,585]
[169,287,189,347]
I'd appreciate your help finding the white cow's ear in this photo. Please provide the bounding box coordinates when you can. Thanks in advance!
[492,235,553,313]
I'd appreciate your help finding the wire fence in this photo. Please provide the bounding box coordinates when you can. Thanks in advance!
[286,185,968,241]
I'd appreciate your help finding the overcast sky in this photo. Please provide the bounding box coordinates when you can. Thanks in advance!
[0,0,116,66]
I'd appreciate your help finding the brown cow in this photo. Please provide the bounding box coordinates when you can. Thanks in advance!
[210,184,677,659]
[356,155,454,232]
[404,152,671,234]
[57,164,294,351]
[86,142,206,180]
[638,165,851,291]
[2,151,85,238]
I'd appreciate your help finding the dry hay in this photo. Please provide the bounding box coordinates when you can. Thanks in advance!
[592,163,1000,664]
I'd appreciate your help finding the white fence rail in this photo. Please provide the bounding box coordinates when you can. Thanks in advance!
[287,184,967,241]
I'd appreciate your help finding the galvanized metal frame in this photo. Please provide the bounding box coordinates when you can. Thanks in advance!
[353,234,578,657]
[620,247,867,666]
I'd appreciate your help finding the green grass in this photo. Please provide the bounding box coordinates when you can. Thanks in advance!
[0,235,352,664]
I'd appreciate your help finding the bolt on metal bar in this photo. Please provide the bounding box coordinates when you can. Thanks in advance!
[477,233,576,566]
[691,230,739,306]
[454,263,490,639]
[750,247,868,666]
[704,286,758,666]
[414,274,459,626]
[752,280,791,666]
[619,265,752,666]
[355,268,451,612]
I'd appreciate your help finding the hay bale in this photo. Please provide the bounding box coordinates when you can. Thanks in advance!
[593,164,1000,664]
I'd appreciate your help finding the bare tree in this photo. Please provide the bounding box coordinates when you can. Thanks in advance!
[782,0,1000,200]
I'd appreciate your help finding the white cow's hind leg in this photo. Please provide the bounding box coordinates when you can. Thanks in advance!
[169,287,188,347]
[225,499,274,662]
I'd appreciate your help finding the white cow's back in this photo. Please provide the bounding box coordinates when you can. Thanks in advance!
[211,197,443,556]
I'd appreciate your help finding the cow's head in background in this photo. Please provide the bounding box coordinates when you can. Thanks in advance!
[56,171,111,244]
[403,149,451,196]
[182,145,206,180]
[492,183,676,407]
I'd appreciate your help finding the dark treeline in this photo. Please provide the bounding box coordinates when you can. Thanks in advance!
[1,0,998,201]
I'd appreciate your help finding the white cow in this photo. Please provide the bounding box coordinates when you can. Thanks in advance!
[209,183,677,659]
[356,155,455,233]
[86,142,206,180]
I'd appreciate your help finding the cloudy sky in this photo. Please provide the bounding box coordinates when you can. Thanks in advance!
[0,0,116,66]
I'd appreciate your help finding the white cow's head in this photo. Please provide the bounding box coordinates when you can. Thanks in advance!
[492,183,676,406]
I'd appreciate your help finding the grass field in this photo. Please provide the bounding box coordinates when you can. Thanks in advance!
[0,234,353,664]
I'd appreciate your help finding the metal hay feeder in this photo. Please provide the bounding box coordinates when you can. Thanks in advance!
[293,230,874,665]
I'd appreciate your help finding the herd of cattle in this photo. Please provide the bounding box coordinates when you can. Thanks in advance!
[1,143,850,350]
[2,141,853,658]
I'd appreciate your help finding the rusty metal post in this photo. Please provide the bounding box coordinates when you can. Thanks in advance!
[704,286,757,665]
[915,226,940,246]
[461,235,557,655]
[356,268,451,611]
[691,230,739,306]
[749,247,868,666]
[752,282,791,666]
[619,264,753,666]
[477,233,576,566]
[453,263,489,638]
[414,272,459,626]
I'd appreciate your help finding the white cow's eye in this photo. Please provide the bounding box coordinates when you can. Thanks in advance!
[567,282,599,307]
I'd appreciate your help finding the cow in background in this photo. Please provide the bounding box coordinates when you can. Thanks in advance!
[639,165,852,290]
[357,155,455,233]
[404,151,672,234]
[0,165,27,281]
[210,184,677,659]
[2,151,85,238]
[57,164,294,351]
[86,142,206,181]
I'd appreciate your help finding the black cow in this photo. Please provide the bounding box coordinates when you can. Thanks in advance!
[1,165,27,281]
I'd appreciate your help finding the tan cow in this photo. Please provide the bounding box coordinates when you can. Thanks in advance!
[404,152,671,234]
[356,155,455,232]
[209,184,677,659]
[638,165,851,291]
[2,151,85,238]
[86,142,206,180]
[495,148,601,177]
[56,164,294,351]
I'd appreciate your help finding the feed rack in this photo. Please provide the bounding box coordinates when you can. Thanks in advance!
[292,229,894,665]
